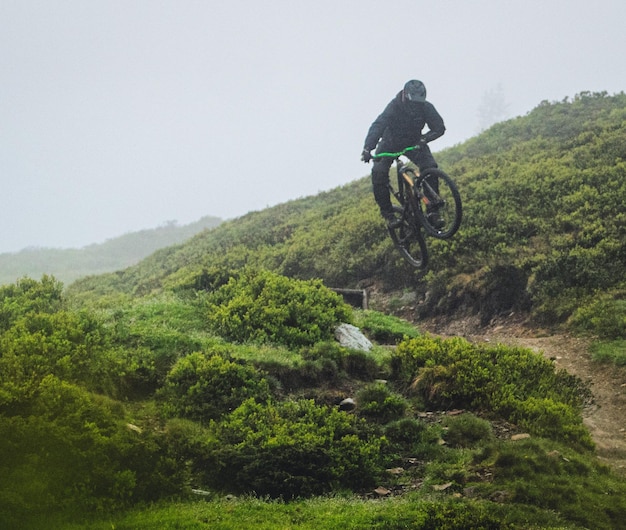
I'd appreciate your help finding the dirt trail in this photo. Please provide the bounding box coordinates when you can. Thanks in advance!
[420,317,626,474]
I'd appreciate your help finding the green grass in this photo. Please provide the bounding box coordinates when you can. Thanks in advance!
[229,342,303,367]
[591,339,626,366]
[354,309,421,344]
[44,495,577,530]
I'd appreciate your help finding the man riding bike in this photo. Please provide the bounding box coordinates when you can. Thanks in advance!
[361,79,446,228]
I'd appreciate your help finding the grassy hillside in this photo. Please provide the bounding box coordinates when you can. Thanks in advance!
[68,92,626,337]
[0,215,221,286]
[3,92,626,529]
[4,273,626,529]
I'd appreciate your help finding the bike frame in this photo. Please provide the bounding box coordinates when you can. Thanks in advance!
[373,146,428,213]
[389,156,431,222]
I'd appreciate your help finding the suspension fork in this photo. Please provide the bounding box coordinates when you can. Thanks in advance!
[396,160,419,203]
[388,158,404,205]
[394,160,413,202]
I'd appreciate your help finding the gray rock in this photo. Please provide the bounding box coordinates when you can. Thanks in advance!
[334,323,372,351]
[338,398,356,411]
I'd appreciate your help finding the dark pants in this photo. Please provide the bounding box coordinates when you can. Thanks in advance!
[371,142,438,216]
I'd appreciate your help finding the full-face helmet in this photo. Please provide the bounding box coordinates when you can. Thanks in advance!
[403,80,427,102]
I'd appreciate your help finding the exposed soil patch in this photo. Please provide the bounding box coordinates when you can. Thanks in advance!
[418,314,626,475]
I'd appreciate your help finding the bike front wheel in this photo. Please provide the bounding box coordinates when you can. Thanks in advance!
[387,206,429,269]
[415,169,462,239]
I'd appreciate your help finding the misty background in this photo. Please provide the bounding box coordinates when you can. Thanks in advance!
[2,0,625,254]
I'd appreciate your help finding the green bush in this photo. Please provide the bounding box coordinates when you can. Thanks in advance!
[300,341,381,380]
[502,396,593,449]
[0,308,115,395]
[159,351,272,423]
[442,413,494,448]
[344,350,381,379]
[259,357,340,391]
[568,293,626,339]
[383,417,439,455]
[0,375,184,524]
[204,268,353,348]
[162,417,214,485]
[392,336,592,447]
[0,275,64,332]
[356,382,408,424]
[198,398,385,498]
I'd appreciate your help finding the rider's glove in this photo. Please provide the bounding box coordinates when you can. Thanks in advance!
[416,139,428,149]
[361,149,372,163]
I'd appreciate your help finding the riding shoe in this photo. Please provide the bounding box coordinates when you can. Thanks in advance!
[427,211,445,230]
[383,213,402,229]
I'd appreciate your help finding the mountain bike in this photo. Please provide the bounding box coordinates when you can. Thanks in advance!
[372,146,462,269]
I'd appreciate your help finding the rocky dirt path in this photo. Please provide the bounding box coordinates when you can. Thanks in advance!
[421,317,626,475]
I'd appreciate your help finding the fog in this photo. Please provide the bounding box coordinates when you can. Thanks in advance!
[2,0,625,253]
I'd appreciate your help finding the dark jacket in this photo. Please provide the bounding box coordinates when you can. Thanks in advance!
[364,91,445,151]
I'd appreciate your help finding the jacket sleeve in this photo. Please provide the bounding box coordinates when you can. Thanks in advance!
[422,102,446,143]
[363,100,395,151]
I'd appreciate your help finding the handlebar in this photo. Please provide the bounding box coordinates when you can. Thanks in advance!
[371,144,422,160]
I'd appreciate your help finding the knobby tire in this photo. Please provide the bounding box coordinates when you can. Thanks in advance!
[387,205,428,269]
[414,168,462,239]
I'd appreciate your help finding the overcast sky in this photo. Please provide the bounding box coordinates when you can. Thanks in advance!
[2,0,625,253]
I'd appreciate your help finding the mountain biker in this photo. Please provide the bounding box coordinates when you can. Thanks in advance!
[361,79,446,228]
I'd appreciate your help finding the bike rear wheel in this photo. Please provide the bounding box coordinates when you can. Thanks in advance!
[387,205,428,269]
[414,168,462,239]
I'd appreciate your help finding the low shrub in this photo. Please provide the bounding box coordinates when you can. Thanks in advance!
[502,396,594,450]
[442,413,494,448]
[204,268,353,348]
[301,341,380,380]
[392,336,592,447]
[569,293,626,339]
[356,382,408,424]
[383,417,440,455]
[158,351,272,423]
[0,275,64,332]
[197,398,385,498]
[0,375,185,524]
[0,307,116,395]
[344,350,381,379]
[272,358,340,391]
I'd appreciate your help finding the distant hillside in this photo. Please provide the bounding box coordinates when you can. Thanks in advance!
[0,216,221,286]
[68,92,626,335]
